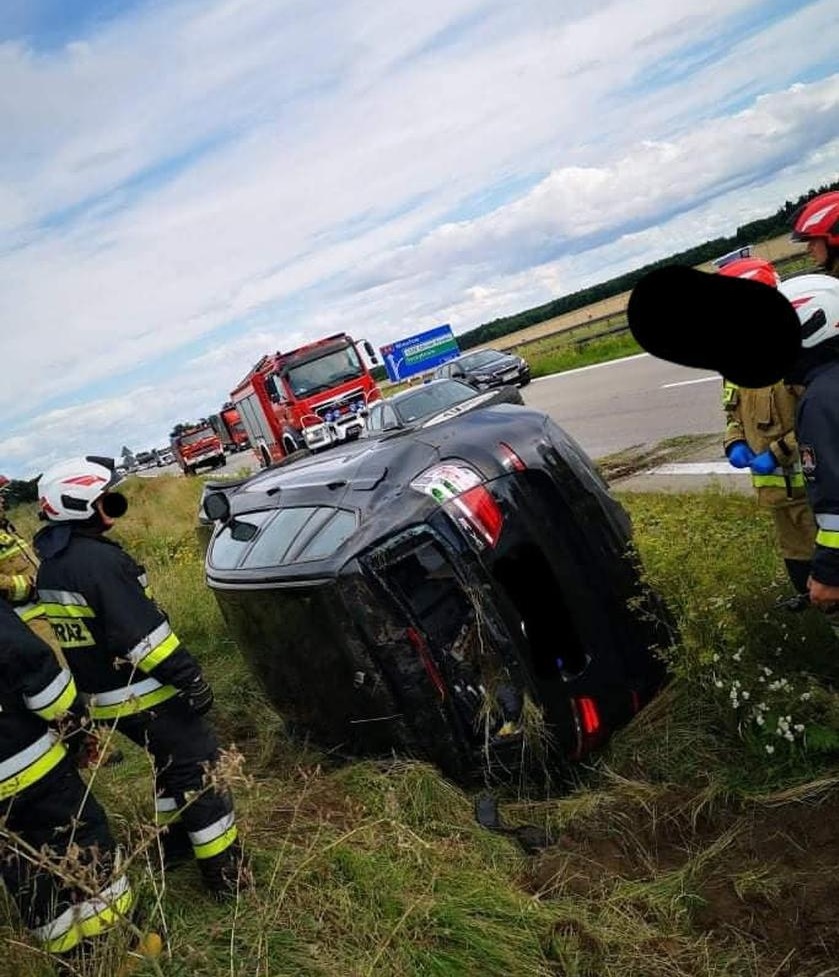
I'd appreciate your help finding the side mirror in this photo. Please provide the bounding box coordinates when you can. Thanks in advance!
[363,340,379,365]
[264,375,284,403]
[203,491,231,523]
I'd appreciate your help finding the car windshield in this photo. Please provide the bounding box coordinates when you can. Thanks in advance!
[458,350,503,369]
[392,381,476,424]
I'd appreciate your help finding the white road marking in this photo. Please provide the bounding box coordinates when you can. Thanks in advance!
[644,462,748,475]
[661,376,720,389]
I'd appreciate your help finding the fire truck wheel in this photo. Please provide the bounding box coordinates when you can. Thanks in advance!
[282,432,304,455]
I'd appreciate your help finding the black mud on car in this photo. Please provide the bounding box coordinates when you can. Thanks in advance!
[200,404,673,789]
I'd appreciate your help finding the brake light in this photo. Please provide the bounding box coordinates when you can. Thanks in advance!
[453,486,503,547]
[575,696,601,736]
[497,442,526,472]
[410,462,504,548]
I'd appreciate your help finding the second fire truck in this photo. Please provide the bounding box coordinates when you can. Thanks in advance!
[230,333,381,466]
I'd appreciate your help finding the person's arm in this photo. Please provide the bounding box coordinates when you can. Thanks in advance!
[798,395,839,600]
[88,544,205,691]
[721,381,746,453]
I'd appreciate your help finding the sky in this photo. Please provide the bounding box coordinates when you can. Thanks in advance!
[1,0,838,479]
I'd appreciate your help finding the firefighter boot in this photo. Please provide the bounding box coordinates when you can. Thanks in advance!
[199,840,252,901]
[160,822,193,870]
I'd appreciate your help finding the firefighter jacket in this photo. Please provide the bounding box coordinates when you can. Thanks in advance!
[796,359,839,586]
[0,517,44,623]
[722,380,806,504]
[0,598,79,801]
[34,525,203,722]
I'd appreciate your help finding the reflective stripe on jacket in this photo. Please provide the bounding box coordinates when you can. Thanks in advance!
[34,529,202,711]
[0,600,80,790]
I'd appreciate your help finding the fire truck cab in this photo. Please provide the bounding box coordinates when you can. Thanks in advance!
[230,333,381,466]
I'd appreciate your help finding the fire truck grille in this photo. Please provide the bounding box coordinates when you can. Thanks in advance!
[314,389,365,421]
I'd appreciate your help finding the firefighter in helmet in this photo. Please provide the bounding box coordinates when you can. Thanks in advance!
[718,257,816,594]
[790,190,839,278]
[778,275,839,618]
[0,475,121,770]
[33,457,247,899]
[0,596,144,964]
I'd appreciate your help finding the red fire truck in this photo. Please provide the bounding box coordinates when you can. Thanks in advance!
[170,421,226,475]
[230,333,382,465]
[209,403,250,453]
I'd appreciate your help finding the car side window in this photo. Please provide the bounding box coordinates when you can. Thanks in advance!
[367,404,383,431]
[381,405,399,429]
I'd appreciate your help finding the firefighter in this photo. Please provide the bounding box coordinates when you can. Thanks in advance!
[0,476,121,771]
[0,596,137,963]
[717,258,816,594]
[790,190,839,277]
[776,276,839,618]
[33,456,248,899]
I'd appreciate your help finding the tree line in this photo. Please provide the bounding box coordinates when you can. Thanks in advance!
[451,179,839,352]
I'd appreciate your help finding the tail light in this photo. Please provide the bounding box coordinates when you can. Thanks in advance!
[497,442,526,472]
[410,462,504,549]
[453,486,503,546]
[569,696,605,760]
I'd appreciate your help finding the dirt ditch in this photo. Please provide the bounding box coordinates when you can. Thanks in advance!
[524,785,839,975]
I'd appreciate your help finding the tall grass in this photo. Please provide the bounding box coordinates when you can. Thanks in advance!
[4,478,839,976]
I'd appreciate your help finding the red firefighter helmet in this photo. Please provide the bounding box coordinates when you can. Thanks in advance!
[790,191,839,247]
[717,256,780,288]
[0,475,9,492]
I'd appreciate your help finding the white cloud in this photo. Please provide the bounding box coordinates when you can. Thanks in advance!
[1,0,838,476]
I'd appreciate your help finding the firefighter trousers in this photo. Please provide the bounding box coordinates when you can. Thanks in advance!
[117,701,241,894]
[0,757,130,955]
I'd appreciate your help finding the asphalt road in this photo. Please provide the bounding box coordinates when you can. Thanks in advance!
[140,353,727,481]
[521,352,724,460]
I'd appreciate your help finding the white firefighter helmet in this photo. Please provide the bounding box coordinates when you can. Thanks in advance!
[778,274,839,350]
[38,456,123,522]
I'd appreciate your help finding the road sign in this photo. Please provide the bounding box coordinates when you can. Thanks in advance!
[379,325,459,382]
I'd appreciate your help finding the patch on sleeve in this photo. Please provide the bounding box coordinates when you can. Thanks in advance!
[800,445,817,479]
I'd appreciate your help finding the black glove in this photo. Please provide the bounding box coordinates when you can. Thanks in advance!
[181,676,214,716]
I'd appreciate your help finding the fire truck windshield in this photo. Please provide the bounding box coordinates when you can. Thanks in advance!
[285,345,364,397]
[179,428,213,446]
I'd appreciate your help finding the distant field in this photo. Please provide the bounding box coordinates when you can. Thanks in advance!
[485,233,809,352]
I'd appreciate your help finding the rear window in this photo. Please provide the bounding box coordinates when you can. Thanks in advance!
[208,507,357,570]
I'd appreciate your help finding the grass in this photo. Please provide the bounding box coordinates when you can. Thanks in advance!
[5,458,839,974]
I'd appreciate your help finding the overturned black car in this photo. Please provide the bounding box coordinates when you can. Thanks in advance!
[200,403,672,788]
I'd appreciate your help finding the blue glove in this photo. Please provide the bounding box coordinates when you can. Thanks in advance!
[749,450,777,475]
[726,441,754,469]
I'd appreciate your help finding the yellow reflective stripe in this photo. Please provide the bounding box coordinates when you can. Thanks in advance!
[89,684,178,720]
[43,602,95,619]
[722,381,738,406]
[16,601,45,622]
[8,574,30,602]
[35,676,78,722]
[0,741,66,800]
[155,800,182,825]
[816,529,839,550]
[40,881,134,953]
[193,824,238,860]
[752,473,806,488]
[140,633,180,672]
[0,542,25,562]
